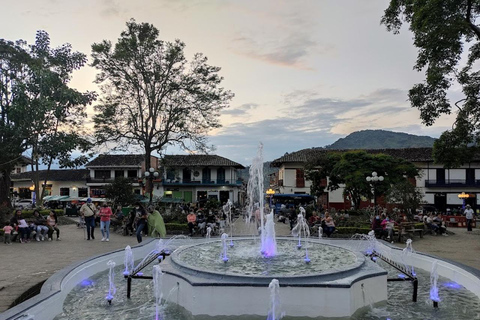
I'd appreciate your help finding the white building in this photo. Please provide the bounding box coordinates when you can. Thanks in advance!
[270,147,480,212]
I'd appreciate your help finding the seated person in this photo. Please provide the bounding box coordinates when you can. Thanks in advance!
[110,206,125,230]
[32,210,49,241]
[433,213,447,236]
[425,214,440,234]
[196,211,206,235]
[187,211,197,236]
[322,212,336,237]
[47,210,60,241]
[10,210,31,243]
[371,215,383,238]
[381,216,396,240]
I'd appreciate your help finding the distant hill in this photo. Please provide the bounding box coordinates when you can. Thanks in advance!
[326,130,436,150]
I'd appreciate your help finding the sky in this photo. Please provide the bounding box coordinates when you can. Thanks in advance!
[1,0,459,166]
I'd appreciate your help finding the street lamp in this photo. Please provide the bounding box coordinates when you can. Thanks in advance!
[144,167,159,204]
[366,172,384,216]
[266,188,275,209]
[458,192,470,210]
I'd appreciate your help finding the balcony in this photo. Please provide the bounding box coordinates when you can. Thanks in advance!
[86,177,141,184]
[162,178,242,186]
[425,179,480,188]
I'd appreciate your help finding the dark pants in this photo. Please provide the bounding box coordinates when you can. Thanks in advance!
[467,219,473,231]
[48,226,60,239]
[136,222,146,243]
[188,222,195,235]
[19,227,30,241]
[323,226,336,237]
[85,216,95,239]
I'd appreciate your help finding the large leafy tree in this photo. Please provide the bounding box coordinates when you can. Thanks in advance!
[0,39,31,213]
[92,20,234,194]
[306,150,418,210]
[0,31,95,208]
[14,31,96,204]
[382,0,480,167]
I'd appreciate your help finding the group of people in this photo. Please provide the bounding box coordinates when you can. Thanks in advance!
[3,209,60,244]
[186,209,223,237]
[79,198,113,242]
[371,214,398,241]
[307,211,336,237]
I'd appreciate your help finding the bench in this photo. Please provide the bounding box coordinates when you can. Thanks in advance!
[395,222,423,242]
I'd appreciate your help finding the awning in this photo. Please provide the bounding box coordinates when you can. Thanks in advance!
[44,195,69,201]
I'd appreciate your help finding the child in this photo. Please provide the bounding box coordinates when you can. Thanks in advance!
[3,222,13,244]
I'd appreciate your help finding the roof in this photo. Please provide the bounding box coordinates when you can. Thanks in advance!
[161,155,245,169]
[11,169,89,181]
[18,155,32,166]
[86,154,145,168]
[270,147,436,167]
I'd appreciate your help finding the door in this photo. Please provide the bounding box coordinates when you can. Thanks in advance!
[219,191,229,204]
[217,168,226,184]
[183,168,192,183]
[202,168,211,183]
[184,191,193,203]
[296,169,305,188]
[434,193,447,212]
[436,169,445,185]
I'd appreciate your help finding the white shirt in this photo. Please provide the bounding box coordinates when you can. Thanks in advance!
[465,208,474,220]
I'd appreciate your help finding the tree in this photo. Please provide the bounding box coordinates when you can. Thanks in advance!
[306,150,418,210]
[13,31,96,205]
[92,20,234,195]
[386,179,425,221]
[104,177,136,207]
[0,39,31,212]
[382,0,480,167]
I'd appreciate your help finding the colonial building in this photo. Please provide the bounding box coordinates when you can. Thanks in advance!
[85,154,160,198]
[159,154,245,205]
[11,169,89,200]
[270,147,480,212]
[11,156,31,175]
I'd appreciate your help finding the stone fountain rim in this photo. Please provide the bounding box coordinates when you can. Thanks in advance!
[169,236,366,280]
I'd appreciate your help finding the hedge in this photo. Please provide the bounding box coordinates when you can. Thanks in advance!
[165,223,189,233]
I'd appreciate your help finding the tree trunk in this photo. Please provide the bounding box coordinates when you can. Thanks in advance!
[0,170,12,223]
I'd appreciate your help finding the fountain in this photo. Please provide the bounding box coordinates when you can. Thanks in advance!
[5,145,480,319]
[430,260,440,308]
[267,279,285,320]
[105,260,116,305]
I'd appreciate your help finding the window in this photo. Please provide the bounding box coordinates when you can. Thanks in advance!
[94,170,111,179]
[296,169,305,188]
[217,168,226,183]
[78,188,88,197]
[166,169,175,181]
[115,170,124,178]
[127,170,138,178]
[90,188,106,197]
[183,168,191,182]
[60,188,70,196]
[16,168,21,173]
[202,168,211,183]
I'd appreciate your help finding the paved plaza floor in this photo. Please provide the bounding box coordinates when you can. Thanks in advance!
[0,218,478,313]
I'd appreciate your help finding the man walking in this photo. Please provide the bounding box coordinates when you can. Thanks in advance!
[465,204,475,232]
[80,198,97,240]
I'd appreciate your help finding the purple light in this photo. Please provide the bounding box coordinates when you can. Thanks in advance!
[137,272,143,276]
[105,294,113,301]
[304,258,311,264]
[222,257,229,263]
[443,282,462,290]
[372,257,377,262]
[297,244,302,250]
[366,250,372,255]
[79,279,94,287]
[122,271,129,276]
[398,274,406,279]
[430,287,441,302]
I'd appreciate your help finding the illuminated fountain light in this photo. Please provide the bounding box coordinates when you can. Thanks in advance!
[123,245,134,276]
[105,260,116,305]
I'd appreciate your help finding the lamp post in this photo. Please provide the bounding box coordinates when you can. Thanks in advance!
[366,172,384,216]
[458,192,470,210]
[144,167,159,204]
[266,188,275,209]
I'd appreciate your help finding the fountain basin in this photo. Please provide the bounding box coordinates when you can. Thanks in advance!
[4,238,480,320]
[160,237,388,318]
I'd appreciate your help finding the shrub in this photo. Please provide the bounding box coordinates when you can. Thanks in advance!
[165,223,189,234]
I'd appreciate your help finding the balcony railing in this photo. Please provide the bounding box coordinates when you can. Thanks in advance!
[425,179,480,188]
[86,177,140,184]
[162,178,242,186]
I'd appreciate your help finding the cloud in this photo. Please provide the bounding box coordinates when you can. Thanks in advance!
[229,7,332,70]
[222,103,259,116]
[99,0,122,17]
[207,87,436,164]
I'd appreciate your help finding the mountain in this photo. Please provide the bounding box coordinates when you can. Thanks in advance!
[326,130,436,150]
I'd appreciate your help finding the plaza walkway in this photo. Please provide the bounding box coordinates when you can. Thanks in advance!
[0,218,478,313]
